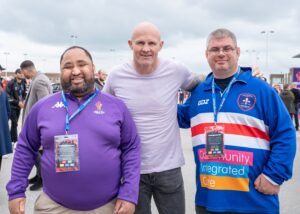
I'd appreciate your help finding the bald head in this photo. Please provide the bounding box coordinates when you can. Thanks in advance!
[128,22,164,74]
[131,22,161,40]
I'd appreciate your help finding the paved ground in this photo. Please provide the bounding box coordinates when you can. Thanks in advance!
[0,129,299,213]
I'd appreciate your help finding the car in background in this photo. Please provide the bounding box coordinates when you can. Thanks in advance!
[51,83,62,93]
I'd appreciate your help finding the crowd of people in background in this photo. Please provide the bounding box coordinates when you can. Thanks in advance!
[273,82,300,131]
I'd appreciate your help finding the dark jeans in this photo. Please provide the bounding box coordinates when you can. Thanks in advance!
[9,107,21,142]
[0,155,2,171]
[196,206,255,214]
[294,105,299,129]
[135,167,185,214]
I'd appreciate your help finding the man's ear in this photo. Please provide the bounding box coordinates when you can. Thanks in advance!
[159,40,164,50]
[128,40,133,50]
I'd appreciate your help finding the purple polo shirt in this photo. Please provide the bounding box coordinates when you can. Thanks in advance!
[6,91,140,211]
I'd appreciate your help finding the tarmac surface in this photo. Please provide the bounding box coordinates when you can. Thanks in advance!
[0,129,299,214]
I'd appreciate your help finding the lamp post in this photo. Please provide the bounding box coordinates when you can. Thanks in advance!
[261,30,274,80]
[255,51,260,66]
[70,35,78,45]
[3,52,10,78]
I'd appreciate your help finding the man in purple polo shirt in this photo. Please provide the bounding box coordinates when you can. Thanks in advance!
[6,46,140,214]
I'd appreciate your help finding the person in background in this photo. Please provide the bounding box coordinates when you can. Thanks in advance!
[0,64,8,90]
[6,68,27,147]
[0,64,5,88]
[290,82,300,130]
[280,83,295,119]
[20,60,52,191]
[7,46,140,214]
[95,69,107,90]
[0,84,12,170]
[272,83,282,94]
[178,28,296,214]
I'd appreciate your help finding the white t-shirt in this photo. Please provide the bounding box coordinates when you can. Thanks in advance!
[103,59,195,173]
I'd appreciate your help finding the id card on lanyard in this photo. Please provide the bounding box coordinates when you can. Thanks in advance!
[205,126,224,158]
[54,89,99,173]
[55,134,79,172]
[205,69,240,158]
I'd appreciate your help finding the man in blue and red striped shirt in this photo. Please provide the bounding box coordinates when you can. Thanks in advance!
[178,28,296,214]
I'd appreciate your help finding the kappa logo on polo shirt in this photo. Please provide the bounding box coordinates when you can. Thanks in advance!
[237,93,256,111]
[93,101,105,115]
[52,101,65,108]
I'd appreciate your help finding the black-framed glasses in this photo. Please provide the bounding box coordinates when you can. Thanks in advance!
[207,46,236,55]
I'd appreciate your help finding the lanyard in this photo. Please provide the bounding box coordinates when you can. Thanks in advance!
[212,69,240,124]
[61,89,99,134]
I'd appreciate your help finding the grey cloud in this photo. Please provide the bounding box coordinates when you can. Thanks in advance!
[1,0,299,57]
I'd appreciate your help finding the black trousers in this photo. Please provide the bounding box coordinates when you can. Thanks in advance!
[9,107,21,142]
[34,150,43,178]
[294,105,299,129]
[0,155,2,171]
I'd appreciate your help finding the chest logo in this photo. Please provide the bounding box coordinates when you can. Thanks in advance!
[52,101,65,108]
[198,99,210,106]
[237,93,256,111]
[94,101,105,115]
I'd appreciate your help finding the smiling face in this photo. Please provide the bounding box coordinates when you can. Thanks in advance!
[60,48,95,98]
[206,35,240,79]
[128,22,164,74]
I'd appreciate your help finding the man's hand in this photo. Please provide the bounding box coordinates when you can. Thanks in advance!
[254,174,280,195]
[114,199,135,214]
[9,197,26,214]
[18,101,24,109]
[252,66,265,79]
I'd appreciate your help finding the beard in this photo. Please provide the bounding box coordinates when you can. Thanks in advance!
[61,77,95,96]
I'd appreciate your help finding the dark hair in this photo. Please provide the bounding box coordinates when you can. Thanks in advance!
[15,68,21,74]
[20,60,35,70]
[60,46,93,64]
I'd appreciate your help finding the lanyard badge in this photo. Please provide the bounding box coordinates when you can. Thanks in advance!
[205,125,224,158]
[55,134,79,172]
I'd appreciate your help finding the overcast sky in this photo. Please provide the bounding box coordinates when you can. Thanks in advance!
[0,0,299,78]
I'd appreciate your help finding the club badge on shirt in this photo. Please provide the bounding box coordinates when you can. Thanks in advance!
[93,101,105,115]
[205,125,224,158]
[55,134,79,173]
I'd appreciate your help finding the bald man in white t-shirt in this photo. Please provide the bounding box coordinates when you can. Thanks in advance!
[104,22,200,214]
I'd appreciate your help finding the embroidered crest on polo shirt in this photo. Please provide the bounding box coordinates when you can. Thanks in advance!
[52,101,65,108]
[93,101,105,115]
[237,93,256,111]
